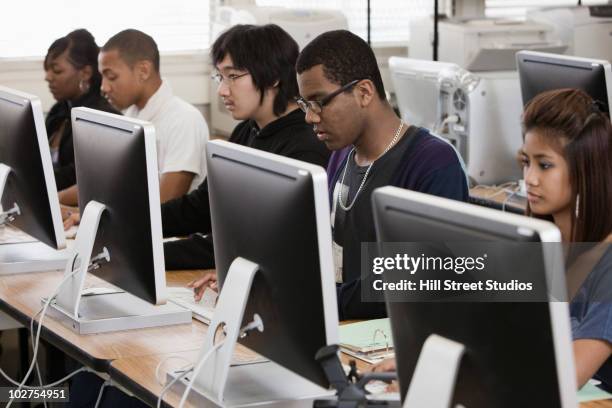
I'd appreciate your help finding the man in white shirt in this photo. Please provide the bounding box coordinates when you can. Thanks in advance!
[59,29,208,206]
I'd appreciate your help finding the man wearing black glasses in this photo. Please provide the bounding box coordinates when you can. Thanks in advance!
[296,30,469,320]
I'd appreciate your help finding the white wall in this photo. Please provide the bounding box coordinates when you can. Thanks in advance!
[0,51,213,114]
[0,44,406,133]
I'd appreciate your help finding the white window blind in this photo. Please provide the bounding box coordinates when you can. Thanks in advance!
[256,0,435,44]
[0,0,211,58]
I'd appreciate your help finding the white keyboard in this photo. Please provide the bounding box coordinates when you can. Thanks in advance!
[0,224,79,243]
[167,286,215,324]
[0,225,37,244]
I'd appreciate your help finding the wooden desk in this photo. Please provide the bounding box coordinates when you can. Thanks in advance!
[469,184,527,214]
[110,349,612,408]
[0,269,210,371]
[2,268,611,407]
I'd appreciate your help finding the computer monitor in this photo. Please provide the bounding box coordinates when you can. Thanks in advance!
[372,186,577,408]
[517,50,612,117]
[0,86,67,273]
[389,57,523,185]
[50,107,190,334]
[173,139,338,405]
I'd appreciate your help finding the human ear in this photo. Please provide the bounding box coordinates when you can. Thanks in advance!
[136,60,153,83]
[355,80,375,108]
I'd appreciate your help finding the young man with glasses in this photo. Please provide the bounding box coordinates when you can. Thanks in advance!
[163,24,330,276]
[296,30,469,319]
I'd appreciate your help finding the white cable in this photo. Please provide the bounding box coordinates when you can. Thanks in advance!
[157,366,194,408]
[30,308,48,408]
[176,317,264,408]
[6,268,80,407]
[94,379,111,408]
[435,114,460,134]
[155,356,193,386]
[178,340,224,408]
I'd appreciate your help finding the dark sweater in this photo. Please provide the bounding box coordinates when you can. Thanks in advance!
[162,109,330,269]
[46,90,118,190]
[329,127,469,320]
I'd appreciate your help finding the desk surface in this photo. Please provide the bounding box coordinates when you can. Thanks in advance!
[469,184,527,213]
[0,269,209,371]
[110,348,612,408]
[1,268,610,407]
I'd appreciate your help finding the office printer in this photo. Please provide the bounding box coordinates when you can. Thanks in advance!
[409,17,565,71]
[529,5,612,62]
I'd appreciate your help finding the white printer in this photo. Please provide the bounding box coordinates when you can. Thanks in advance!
[529,5,612,62]
[210,6,348,135]
[409,17,566,71]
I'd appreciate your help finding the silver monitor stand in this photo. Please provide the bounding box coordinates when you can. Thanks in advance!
[167,257,334,407]
[0,163,70,275]
[47,201,191,334]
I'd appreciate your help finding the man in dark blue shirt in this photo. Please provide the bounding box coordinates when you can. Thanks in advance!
[296,30,469,319]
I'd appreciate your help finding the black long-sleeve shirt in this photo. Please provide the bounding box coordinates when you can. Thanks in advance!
[46,90,118,190]
[162,109,330,269]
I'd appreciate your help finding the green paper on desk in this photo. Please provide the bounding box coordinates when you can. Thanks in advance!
[339,318,394,352]
[578,380,612,403]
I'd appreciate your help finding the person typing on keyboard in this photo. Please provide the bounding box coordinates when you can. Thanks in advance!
[188,271,218,301]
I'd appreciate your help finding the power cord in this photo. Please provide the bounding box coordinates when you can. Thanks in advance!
[435,114,460,135]
[94,378,112,408]
[157,365,194,408]
[4,248,109,407]
[178,340,224,408]
[163,315,264,408]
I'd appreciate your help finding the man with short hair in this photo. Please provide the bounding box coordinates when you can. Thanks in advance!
[59,29,209,206]
[295,30,469,319]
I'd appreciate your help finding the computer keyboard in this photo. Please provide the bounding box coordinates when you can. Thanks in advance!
[0,225,37,244]
[167,286,269,366]
[167,286,215,324]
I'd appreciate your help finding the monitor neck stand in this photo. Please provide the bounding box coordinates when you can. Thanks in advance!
[0,162,68,275]
[49,200,191,334]
[193,257,259,402]
[0,163,20,224]
[53,200,107,318]
[169,257,334,407]
[403,334,465,408]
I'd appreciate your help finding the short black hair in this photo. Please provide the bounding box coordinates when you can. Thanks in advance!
[44,29,103,92]
[102,29,160,73]
[296,30,386,100]
[212,24,299,116]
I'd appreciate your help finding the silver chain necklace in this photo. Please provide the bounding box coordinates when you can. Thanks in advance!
[337,121,405,211]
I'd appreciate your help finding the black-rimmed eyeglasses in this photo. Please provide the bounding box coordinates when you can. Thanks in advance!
[296,79,362,115]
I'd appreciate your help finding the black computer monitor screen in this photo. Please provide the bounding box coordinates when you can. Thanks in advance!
[372,187,575,408]
[517,51,611,115]
[72,109,164,305]
[207,141,336,388]
[0,88,63,249]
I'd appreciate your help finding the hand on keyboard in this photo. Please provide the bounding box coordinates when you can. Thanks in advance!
[187,271,218,301]
[167,286,217,324]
